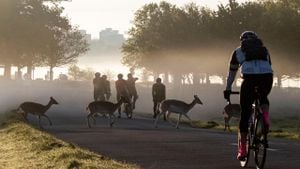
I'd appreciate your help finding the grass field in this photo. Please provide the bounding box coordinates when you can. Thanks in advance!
[192,117,300,141]
[141,112,300,141]
[0,112,139,169]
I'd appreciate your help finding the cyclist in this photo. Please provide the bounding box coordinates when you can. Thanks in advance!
[223,31,273,161]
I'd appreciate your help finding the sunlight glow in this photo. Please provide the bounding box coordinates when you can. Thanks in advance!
[61,0,252,38]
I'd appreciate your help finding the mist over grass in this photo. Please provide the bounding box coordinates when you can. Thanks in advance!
[0,78,299,122]
[0,80,92,116]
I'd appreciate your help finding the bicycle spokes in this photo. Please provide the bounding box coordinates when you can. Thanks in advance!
[254,117,267,169]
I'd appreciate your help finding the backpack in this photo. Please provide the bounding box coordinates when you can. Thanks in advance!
[241,38,268,61]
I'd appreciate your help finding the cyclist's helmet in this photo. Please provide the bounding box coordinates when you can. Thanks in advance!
[240,31,258,41]
[95,72,100,77]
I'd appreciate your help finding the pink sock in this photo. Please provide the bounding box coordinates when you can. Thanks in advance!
[237,136,247,159]
[263,111,270,133]
[263,111,270,127]
[240,137,246,152]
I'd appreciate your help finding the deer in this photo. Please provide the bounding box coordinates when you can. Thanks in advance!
[86,96,124,128]
[17,97,59,128]
[154,95,203,129]
[223,103,241,131]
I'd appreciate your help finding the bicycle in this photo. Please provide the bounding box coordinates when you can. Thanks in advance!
[117,96,132,119]
[123,99,133,119]
[228,89,268,169]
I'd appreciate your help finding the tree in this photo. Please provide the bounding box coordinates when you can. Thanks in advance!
[122,0,300,85]
[68,64,81,80]
[0,0,89,80]
[45,29,88,80]
[68,65,94,81]
[122,2,218,85]
[0,0,23,79]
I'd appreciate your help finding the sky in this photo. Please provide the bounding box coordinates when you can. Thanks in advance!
[61,0,251,39]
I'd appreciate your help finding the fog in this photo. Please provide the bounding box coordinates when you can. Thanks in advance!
[1,47,299,123]
[0,79,299,123]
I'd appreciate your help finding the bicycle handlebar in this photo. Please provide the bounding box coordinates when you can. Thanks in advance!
[225,91,240,104]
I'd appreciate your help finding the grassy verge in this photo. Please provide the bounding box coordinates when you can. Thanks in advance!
[191,117,300,141]
[139,112,300,141]
[0,112,139,169]
[268,116,300,140]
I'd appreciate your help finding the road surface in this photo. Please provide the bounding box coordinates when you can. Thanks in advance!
[37,113,300,169]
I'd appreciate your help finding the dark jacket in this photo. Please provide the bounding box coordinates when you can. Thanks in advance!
[152,83,166,102]
[115,79,130,100]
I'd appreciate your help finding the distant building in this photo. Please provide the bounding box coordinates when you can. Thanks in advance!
[99,28,125,46]
[79,30,92,42]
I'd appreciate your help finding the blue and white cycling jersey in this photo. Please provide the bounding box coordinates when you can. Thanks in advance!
[230,47,273,75]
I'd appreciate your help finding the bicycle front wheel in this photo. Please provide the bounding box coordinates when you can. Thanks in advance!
[253,116,267,169]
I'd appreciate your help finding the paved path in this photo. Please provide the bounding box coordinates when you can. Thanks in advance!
[40,113,300,169]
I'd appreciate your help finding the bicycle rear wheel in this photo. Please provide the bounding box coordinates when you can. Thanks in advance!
[253,116,267,169]
[239,133,250,167]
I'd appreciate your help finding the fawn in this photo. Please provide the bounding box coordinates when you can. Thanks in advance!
[154,95,203,129]
[17,97,58,128]
[223,103,241,131]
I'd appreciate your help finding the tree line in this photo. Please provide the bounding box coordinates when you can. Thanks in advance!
[0,0,89,80]
[122,0,300,86]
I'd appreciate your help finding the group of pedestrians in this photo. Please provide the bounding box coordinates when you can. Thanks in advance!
[93,72,139,118]
[93,72,111,101]
[93,73,166,119]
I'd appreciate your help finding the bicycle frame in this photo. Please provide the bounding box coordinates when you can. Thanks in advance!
[251,91,268,169]
[228,90,268,169]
